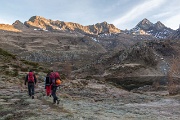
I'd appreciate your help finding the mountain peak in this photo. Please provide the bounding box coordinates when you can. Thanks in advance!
[142,18,150,22]
[137,18,153,30]
[131,19,175,39]
[13,20,28,31]
[154,21,165,30]
[12,20,23,26]
[28,16,47,22]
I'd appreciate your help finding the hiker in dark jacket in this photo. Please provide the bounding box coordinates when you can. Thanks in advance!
[45,73,51,96]
[25,70,37,99]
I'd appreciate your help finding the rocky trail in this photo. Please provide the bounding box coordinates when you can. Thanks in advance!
[1,75,180,120]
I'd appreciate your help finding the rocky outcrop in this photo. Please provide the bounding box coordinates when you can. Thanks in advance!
[88,21,120,34]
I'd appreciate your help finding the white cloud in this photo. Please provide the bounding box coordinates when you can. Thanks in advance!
[112,0,166,28]
[152,12,170,19]
[163,14,180,30]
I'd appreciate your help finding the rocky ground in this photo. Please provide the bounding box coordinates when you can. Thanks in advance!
[0,74,180,120]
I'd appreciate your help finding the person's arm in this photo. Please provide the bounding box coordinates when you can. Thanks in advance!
[34,74,37,84]
[44,77,47,89]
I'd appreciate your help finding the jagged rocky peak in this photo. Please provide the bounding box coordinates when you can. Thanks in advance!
[13,20,23,25]
[28,16,51,25]
[130,18,175,39]
[12,20,28,31]
[24,16,53,30]
[24,16,120,34]
[155,21,165,30]
[95,21,108,26]
[137,18,153,30]
[28,16,48,22]
[89,21,120,34]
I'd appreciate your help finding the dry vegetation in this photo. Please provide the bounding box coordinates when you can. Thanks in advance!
[167,57,180,95]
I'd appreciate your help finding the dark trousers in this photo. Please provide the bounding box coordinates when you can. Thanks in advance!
[51,86,58,103]
[28,83,35,96]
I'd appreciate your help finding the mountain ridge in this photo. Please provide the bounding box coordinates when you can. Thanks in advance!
[0,16,178,39]
[130,18,174,39]
[23,16,120,35]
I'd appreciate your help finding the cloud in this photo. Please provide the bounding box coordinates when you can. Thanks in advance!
[112,0,166,29]
[163,14,180,30]
[152,12,171,19]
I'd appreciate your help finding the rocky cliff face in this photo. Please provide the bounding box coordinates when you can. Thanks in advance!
[130,18,174,39]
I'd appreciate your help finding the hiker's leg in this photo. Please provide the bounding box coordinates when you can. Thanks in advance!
[31,84,34,96]
[54,87,58,101]
[46,86,48,96]
[49,85,52,96]
[52,86,57,103]
[28,84,31,96]
[47,86,50,96]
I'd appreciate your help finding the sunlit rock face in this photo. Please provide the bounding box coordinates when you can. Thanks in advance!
[24,16,120,34]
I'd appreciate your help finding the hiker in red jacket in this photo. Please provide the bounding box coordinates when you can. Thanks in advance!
[49,71,61,104]
[25,70,37,99]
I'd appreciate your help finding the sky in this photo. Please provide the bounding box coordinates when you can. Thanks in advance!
[0,0,180,30]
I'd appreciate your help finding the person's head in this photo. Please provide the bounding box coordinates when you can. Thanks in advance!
[29,70,33,72]
[47,72,50,76]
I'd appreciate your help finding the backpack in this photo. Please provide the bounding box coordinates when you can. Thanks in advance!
[50,72,56,85]
[50,72,60,86]
[55,72,60,79]
[28,72,34,82]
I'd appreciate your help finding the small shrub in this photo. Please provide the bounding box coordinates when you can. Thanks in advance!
[20,67,29,72]
[5,71,10,75]
[12,64,21,68]
[12,70,19,77]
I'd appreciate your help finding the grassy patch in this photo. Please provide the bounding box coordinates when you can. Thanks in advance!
[0,48,16,59]
[20,59,39,67]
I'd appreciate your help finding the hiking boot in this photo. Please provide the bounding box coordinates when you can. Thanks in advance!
[53,99,56,104]
[57,100,60,104]
[32,96,34,99]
